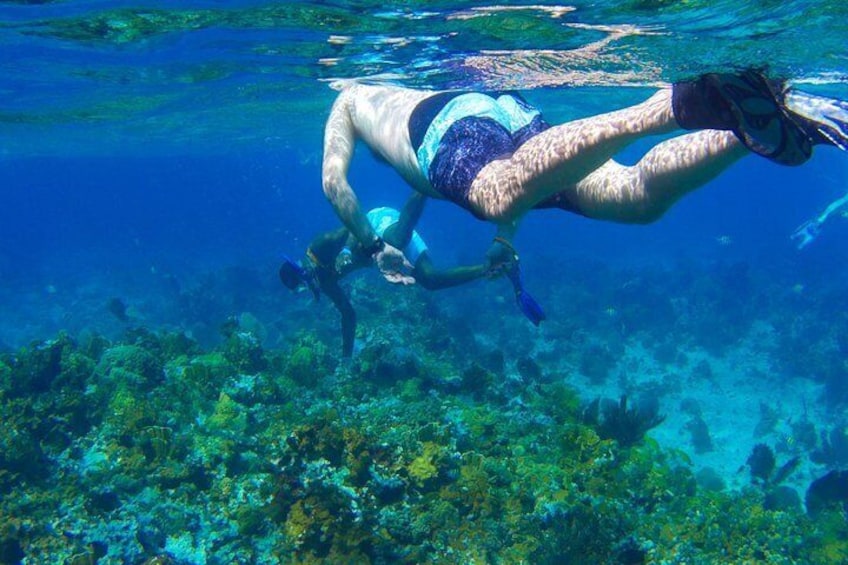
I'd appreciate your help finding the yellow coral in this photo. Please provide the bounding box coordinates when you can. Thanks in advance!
[814,540,848,564]
[408,441,441,486]
[186,353,235,381]
[285,500,312,542]
[107,386,154,434]
[207,391,246,433]
[454,453,494,515]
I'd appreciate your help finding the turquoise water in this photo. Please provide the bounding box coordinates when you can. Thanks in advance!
[2,2,848,563]
[4,1,847,156]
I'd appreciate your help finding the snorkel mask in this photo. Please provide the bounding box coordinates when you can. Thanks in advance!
[279,255,321,300]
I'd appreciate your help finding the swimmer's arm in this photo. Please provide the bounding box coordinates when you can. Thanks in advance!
[322,93,380,248]
[384,192,428,249]
[413,253,487,291]
[310,227,373,278]
[308,228,349,270]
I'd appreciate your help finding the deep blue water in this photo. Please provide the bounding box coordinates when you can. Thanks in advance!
[2,137,846,346]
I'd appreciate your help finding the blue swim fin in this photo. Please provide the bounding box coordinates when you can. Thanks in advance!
[505,263,546,326]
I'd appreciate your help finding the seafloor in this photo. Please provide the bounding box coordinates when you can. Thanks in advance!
[1,255,848,564]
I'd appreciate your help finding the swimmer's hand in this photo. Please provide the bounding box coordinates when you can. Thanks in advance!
[375,243,416,285]
[335,248,354,274]
[484,237,519,278]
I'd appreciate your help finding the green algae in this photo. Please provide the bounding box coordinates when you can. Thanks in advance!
[286,338,330,386]
[97,344,163,383]
[206,392,247,436]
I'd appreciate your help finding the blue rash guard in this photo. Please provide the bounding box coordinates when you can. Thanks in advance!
[366,207,428,264]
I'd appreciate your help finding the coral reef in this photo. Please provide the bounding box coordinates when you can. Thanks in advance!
[744,444,803,512]
[745,443,800,489]
[0,321,842,564]
[685,414,713,454]
[582,395,666,448]
[812,425,848,468]
[806,470,848,517]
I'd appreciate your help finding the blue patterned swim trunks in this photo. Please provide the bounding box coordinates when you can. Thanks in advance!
[408,92,550,216]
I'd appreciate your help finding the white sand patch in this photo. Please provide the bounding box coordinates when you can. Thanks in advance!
[549,319,833,496]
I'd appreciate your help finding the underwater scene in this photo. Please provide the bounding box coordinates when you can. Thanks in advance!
[3,1,848,563]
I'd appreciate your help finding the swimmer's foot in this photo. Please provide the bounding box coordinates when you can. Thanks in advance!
[673,69,812,165]
[784,90,848,152]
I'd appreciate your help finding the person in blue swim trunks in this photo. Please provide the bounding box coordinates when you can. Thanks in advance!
[279,192,495,357]
[321,70,848,279]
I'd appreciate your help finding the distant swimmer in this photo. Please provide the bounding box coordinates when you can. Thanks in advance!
[320,69,848,280]
[279,191,544,357]
[791,190,848,249]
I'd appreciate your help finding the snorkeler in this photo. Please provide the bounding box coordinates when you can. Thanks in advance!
[791,190,848,249]
[279,192,544,357]
[321,69,848,278]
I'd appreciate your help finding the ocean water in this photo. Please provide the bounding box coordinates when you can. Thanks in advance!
[2,2,848,563]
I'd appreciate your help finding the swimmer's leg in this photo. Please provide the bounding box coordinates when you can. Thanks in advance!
[468,89,678,221]
[571,130,746,223]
